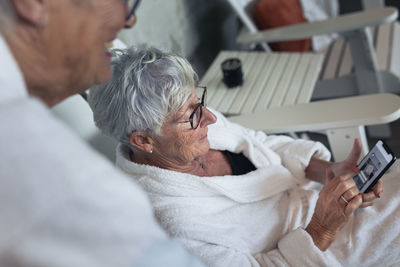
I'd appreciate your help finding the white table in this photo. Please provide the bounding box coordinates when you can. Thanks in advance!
[200,51,324,116]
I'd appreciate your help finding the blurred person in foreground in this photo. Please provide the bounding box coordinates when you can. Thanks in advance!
[89,46,400,267]
[0,0,205,266]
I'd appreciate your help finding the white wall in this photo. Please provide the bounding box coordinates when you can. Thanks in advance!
[119,0,199,60]
[118,0,238,76]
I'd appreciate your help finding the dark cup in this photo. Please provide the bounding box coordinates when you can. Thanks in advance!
[221,58,243,88]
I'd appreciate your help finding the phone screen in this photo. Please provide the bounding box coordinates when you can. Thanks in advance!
[353,140,396,193]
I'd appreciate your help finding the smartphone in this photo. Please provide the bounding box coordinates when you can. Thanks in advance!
[353,140,396,193]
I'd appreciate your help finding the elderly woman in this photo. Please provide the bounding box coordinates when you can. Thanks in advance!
[88,46,400,267]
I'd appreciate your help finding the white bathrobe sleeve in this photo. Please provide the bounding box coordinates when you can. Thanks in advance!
[182,228,342,267]
[210,109,331,181]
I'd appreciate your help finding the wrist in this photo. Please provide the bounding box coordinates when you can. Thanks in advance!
[305,216,337,251]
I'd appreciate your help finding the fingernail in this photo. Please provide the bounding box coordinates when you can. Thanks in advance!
[353,167,359,173]
[378,192,382,198]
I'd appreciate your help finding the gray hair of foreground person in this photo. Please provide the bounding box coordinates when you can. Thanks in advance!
[88,46,197,145]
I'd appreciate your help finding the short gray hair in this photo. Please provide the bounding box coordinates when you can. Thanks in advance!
[88,45,197,145]
[0,0,16,31]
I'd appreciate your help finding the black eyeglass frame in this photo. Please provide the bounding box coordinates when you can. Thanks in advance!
[125,0,141,21]
[178,86,207,130]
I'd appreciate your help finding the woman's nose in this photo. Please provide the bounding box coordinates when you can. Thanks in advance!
[125,15,137,28]
[200,107,217,128]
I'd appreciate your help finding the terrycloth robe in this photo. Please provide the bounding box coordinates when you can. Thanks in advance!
[117,109,400,267]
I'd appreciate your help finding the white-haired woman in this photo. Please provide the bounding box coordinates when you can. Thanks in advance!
[88,46,400,267]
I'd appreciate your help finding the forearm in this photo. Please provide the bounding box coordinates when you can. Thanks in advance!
[305,156,333,184]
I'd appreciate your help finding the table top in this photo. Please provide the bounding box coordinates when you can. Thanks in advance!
[200,50,324,116]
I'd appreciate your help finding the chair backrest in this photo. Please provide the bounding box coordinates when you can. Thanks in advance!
[227,0,270,50]
[227,0,258,33]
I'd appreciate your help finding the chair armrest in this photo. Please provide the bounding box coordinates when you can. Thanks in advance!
[228,93,400,134]
[237,7,398,45]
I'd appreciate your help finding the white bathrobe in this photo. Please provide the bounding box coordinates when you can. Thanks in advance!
[116,109,400,267]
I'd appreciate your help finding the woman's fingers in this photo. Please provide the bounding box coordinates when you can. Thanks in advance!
[330,173,362,213]
[341,186,359,203]
[340,182,383,209]
[337,178,383,209]
[362,190,378,202]
[344,194,363,216]
[345,139,363,166]
[373,180,383,198]
[357,180,383,208]
[331,173,358,197]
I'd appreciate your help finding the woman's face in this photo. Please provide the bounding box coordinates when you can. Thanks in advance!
[153,89,217,164]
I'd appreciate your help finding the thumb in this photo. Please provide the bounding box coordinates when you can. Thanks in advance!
[325,168,335,185]
[346,139,362,165]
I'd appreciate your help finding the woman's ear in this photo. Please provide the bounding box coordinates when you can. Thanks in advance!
[129,132,154,153]
[12,0,48,26]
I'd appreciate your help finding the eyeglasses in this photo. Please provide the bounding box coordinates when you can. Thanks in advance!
[125,0,141,21]
[178,86,207,130]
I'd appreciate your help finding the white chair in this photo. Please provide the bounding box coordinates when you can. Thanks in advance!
[225,0,399,141]
[227,0,400,99]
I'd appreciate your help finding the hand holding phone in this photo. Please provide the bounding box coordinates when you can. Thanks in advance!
[353,140,396,193]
